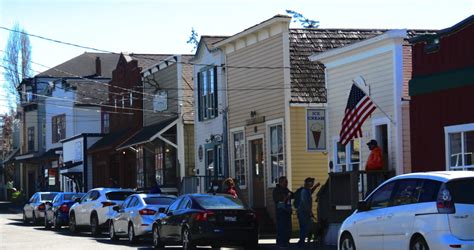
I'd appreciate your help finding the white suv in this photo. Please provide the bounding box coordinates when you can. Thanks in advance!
[69,188,135,235]
[339,171,474,250]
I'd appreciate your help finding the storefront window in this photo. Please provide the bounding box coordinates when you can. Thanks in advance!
[445,124,474,170]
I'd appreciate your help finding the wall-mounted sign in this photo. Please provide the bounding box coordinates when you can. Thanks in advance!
[153,91,168,112]
[307,109,326,151]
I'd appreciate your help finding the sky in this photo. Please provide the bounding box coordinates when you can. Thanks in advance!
[0,0,473,114]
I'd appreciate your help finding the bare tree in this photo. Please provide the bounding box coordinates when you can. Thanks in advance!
[2,23,32,108]
[186,27,199,53]
[286,10,320,28]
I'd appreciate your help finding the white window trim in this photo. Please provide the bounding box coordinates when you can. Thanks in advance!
[266,118,285,187]
[230,127,246,189]
[444,123,474,170]
[332,136,361,172]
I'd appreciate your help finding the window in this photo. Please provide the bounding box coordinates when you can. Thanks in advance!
[418,179,442,203]
[447,178,474,205]
[168,197,183,212]
[445,124,474,170]
[232,131,246,187]
[27,127,35,152]
[52,114,66,143]
[269,123,284,185]
[391,179,420,206]
[197,67,218,121]
[102,113,110,133]
[206,148,214,177]
[368,181,395,210]
[333,139,361,172]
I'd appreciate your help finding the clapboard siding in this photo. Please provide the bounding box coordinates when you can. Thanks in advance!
[327,51,397,170]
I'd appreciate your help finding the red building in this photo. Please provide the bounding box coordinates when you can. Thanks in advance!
[410,15,474,172]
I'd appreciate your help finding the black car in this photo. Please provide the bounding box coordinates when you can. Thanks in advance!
[44,192,85,229]
[151,193,258,250]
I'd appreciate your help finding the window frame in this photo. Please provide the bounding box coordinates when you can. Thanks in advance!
[332,137,361,172]
[197,66,218,121]
[267,119,285,187]
[102,112,110,134]
[52,114,66,143]
[27,127,35,152]
[366,180,396,210]
[231,128,246,189]
[444,123,474,170]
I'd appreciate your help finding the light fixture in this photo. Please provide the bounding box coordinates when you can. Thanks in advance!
[122,151,126,155]
[165,148,170,153]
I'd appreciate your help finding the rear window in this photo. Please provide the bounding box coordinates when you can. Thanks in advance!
[41,193,57,201]
[144,197,176,205]
[447,178,474,205]
[106,192,135,201]
[194,196,245,209]
[63,194,76,201]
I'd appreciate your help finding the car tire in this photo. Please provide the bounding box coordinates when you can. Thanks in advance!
[410,235,429,250]
[69,212,78,233]
[53,214,61,230]
[182,227,195,250]
[90,214,100,236]
[152,225,165,249]
[340,233,356,250]
[109,221,118,241]
[23,211,29,225]
[128,223,138,244]
[44,216,51,229]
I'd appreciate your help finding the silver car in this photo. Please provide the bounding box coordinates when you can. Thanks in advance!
[23,192,58,225]
[109,194,176,243]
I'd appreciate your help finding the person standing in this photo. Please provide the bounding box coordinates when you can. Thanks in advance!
[296,177,320,248]
[223,178,238,198]
[366,139,384,193]
[272,176,292,248]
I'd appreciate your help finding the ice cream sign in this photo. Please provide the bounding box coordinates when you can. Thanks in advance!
[307,109,326,151]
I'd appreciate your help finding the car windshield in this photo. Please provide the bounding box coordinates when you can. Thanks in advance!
[447,178,474,204]
[194,196,245,209]
[144,197,176,205]
[106,192,135,201]
[41,193,57,201]
[63,194,76,201]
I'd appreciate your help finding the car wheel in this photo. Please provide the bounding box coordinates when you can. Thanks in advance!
[44,216,51,229]
[182,227,195,250]
[53,214,61,230]
[90,214,100,236]
[410,235,429,250]
[109,221,118,241]
[153,225,165,249]
[69,212,77,233]
[128,223,137,244]
[340,233,356,250]
[23,211,29,225]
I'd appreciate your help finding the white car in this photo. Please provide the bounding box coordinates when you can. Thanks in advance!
[69,188,135,235]
[23,192,58,225]
[339,171,474,250]
[109,194,176,243]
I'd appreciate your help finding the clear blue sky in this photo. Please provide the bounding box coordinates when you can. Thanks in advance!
[0,0,473,114]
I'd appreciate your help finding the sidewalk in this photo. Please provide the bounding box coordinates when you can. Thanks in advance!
[259,238,337,249]
[0,201,23,214]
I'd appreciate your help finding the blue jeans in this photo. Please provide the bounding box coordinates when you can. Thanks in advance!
[276,208,291,247]
[297,212,311,246]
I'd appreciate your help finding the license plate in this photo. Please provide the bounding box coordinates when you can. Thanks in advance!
[224,216,237,222]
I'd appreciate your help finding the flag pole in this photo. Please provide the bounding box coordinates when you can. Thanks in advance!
[353,78,396,125]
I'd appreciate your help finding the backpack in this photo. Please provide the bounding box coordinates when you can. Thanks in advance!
[293,187,304,209]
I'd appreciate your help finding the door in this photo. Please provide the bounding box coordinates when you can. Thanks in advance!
[250,139,264,208]
[374,124,389,170]
[355,181,395,250]
[116,196,134,233]
[160,197,183,240]
[28,171,35,198]
[383,179,421,250]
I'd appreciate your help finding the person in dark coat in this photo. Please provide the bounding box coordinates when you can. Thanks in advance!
[272,176,293,248]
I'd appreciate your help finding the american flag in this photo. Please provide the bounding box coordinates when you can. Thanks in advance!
[339,83,376,146]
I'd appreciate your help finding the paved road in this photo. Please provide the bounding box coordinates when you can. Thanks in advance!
[0,202,335,250]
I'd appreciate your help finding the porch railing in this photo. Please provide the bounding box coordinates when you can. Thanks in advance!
[179,175,226,195]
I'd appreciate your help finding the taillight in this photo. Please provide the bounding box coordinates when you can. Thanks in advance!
[194,211,215,222]
[59,204,69,213]
[139,209,156,216]
[102,201,116,207]
[38,204,46,211]
[437,185,455,214]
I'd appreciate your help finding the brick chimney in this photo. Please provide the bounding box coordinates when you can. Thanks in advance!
[95,57,101,76]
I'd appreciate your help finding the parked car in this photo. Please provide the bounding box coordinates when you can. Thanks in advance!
[338,171,474,250]
[151,193,258,250]
[69,188,135,235]
[44,192,85,229]
[23,192,59,225]
[109,194,176,243]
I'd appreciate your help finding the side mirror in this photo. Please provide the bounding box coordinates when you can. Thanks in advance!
[166,211,173,216]
[74,197,81,203]
[357,201,370,212]
[158,207,166,213]
[112,205,121,212]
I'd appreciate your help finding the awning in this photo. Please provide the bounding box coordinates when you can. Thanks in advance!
[3,148,20,164]
[15,152,41,162]
[116,117,178,151]
[87,129,127,153]
[60,161,83,175]
[14,148,61,163]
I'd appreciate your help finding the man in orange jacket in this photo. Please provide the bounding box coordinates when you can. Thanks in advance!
[366,139,384,193]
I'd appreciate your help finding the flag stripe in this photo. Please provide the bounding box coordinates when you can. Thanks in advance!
[340,99,375,142]
[340,97,372,137]
[342,105,376,145]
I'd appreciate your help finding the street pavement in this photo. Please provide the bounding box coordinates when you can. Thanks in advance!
[0,202,336,250]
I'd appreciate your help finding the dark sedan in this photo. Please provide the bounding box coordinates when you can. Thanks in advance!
[44,192,85,229]
[151,193,258,250]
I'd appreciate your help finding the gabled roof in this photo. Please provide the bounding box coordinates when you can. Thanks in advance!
[37,52,120,78]
[201,36,229,51]
[410,15,474,44]
[290,28,436,103]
